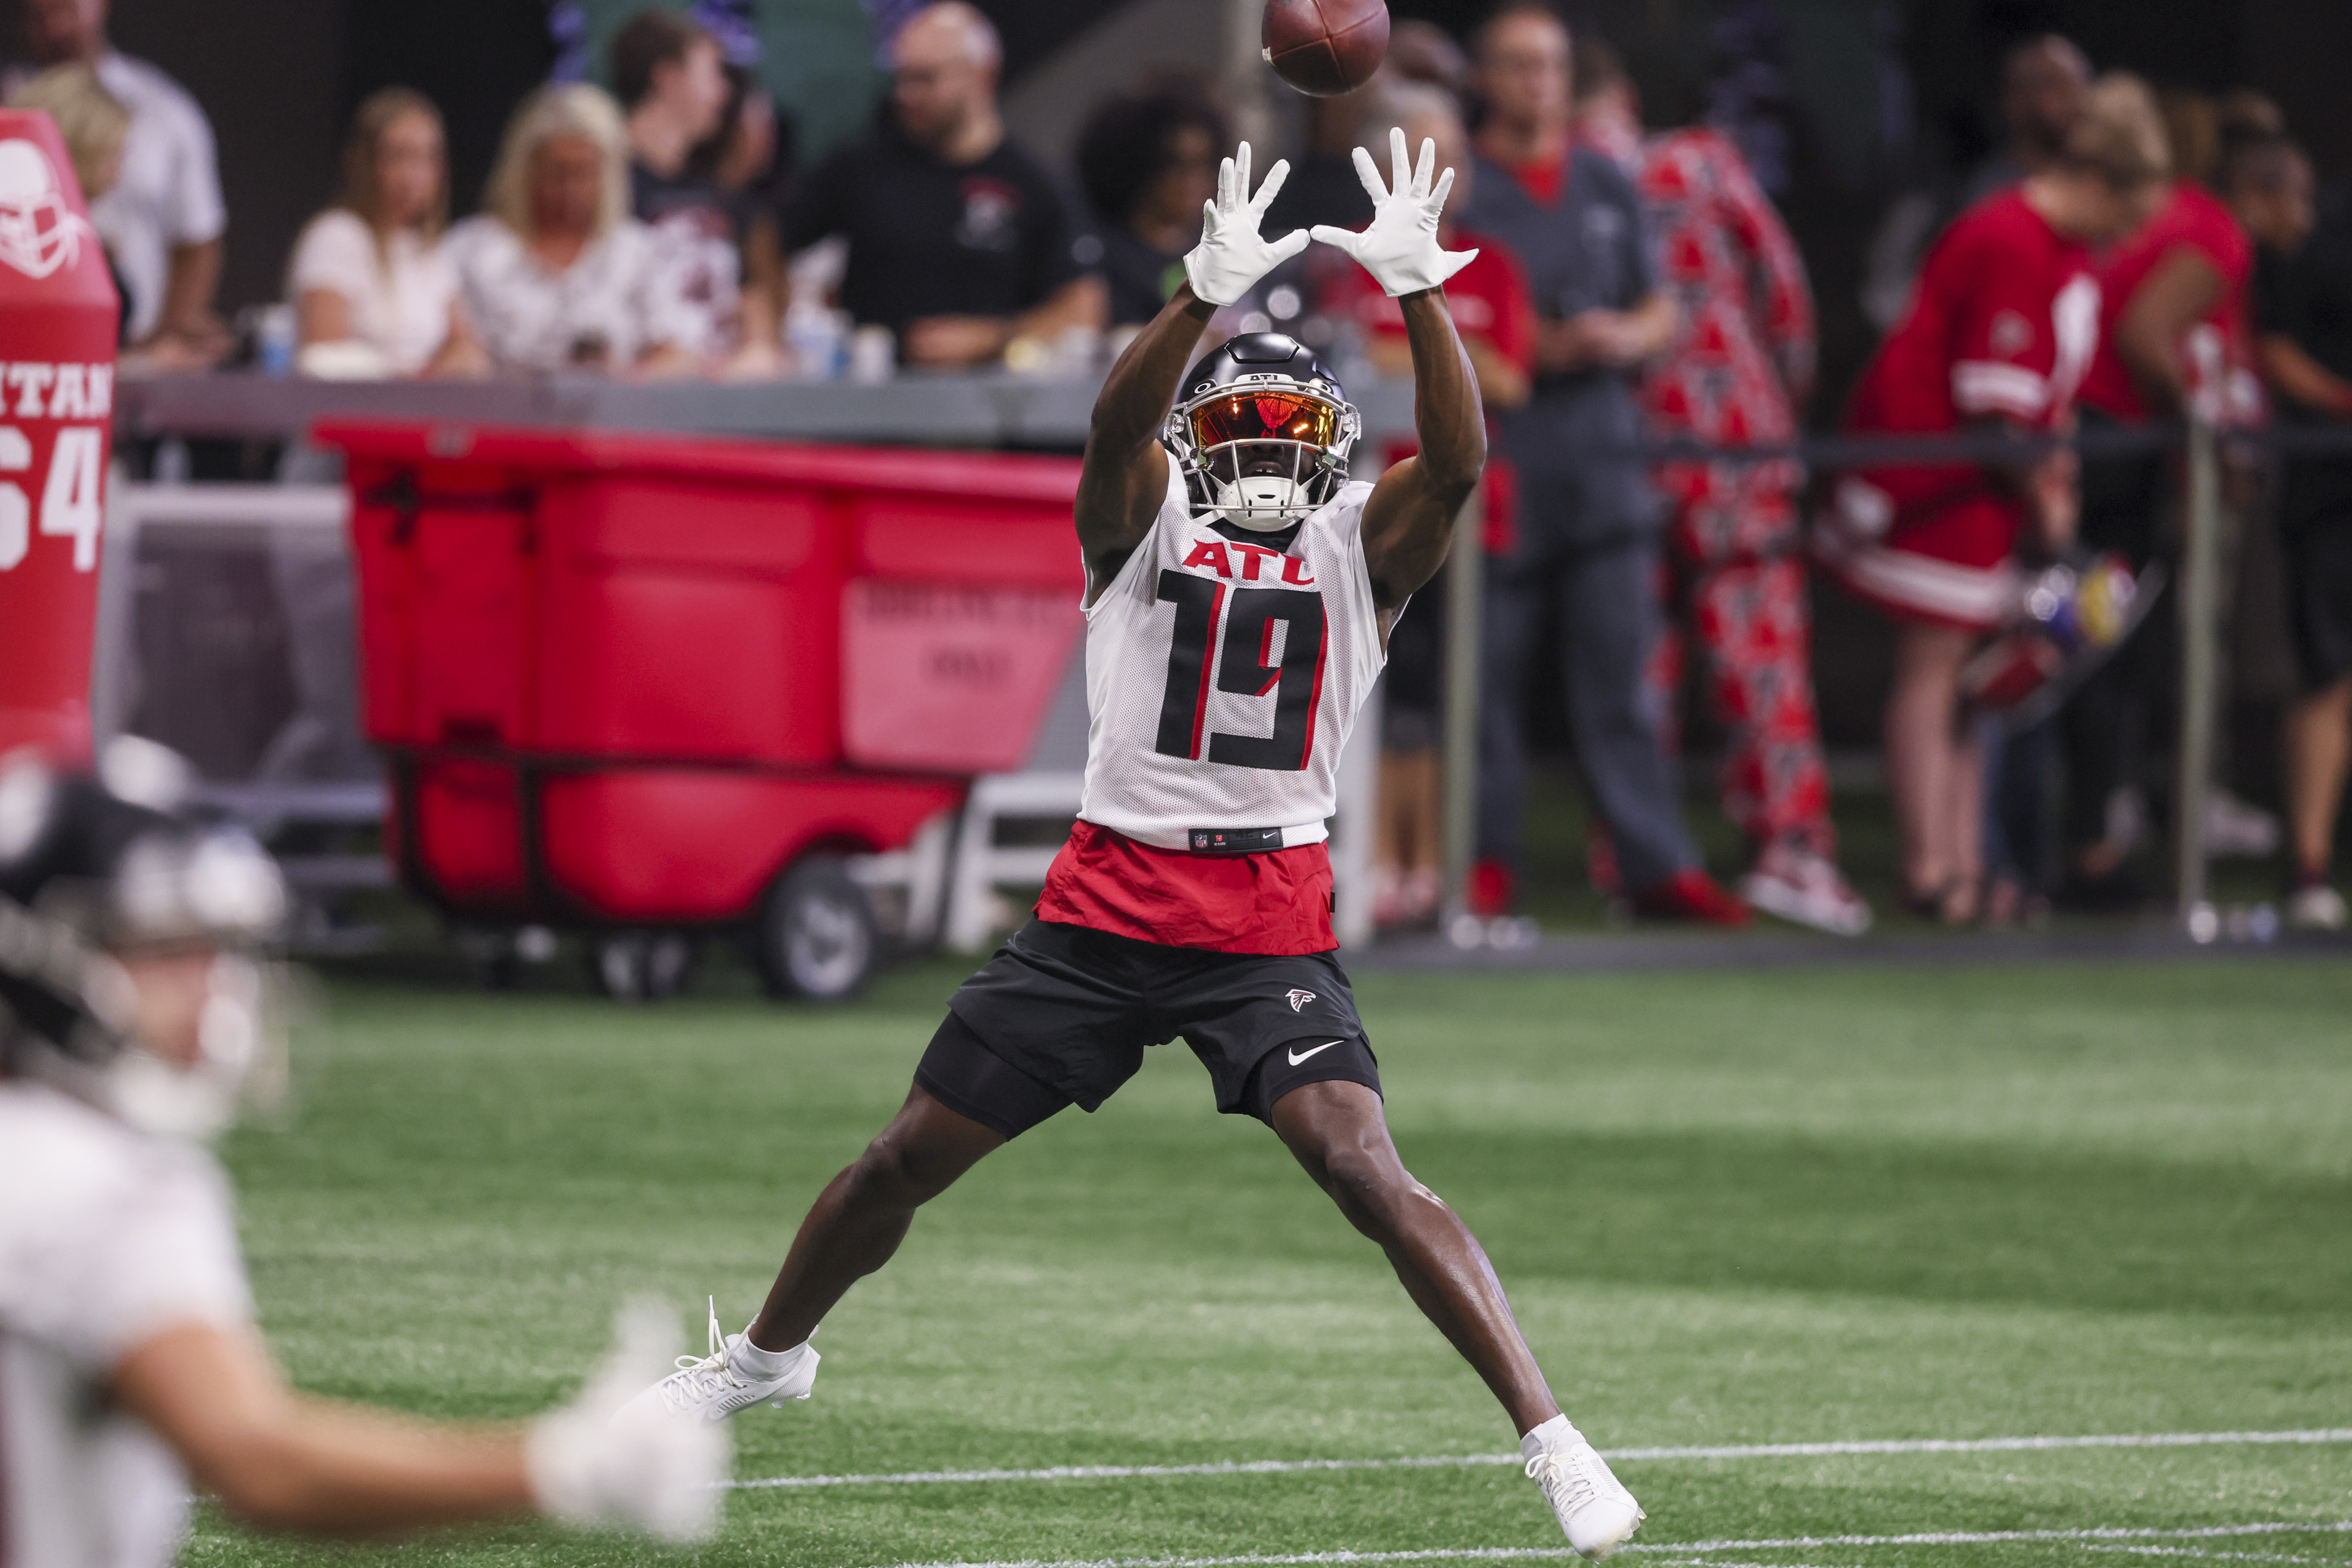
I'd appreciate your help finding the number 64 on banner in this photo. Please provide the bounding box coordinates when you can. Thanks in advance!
[0,423,102,571]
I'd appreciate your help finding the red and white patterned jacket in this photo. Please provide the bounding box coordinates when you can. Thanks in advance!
[1587,123,1816,552]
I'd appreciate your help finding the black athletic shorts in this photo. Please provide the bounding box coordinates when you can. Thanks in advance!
[2287,517,2352,690]
[915,918,1381,1138]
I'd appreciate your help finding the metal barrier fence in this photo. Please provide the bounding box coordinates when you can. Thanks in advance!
[94,374,2352,949]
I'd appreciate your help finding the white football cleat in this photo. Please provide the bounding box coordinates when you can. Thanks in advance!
[618,1297,820,1425]
[1523,1418,1645,1561]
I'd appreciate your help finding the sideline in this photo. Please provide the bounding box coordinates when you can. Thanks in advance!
[1348,928,2352,976]
[728,1427,2352,1491]
[865,1522,2352,1568]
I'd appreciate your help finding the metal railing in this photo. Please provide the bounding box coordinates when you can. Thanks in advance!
[98,375,2352,944]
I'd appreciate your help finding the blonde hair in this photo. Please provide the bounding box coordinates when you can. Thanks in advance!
[2063,72,2171,192]
[7,63,128,198]
[483,82,629,242]
[337,86,448,248]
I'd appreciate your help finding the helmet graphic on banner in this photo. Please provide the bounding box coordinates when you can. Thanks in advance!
[0,139,87,280]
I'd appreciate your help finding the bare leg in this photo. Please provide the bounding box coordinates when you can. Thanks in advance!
[1269,1080,1560,1436]
[746,1084,1004,1351]
[2284,678,2352,880]
[1884,621,1979,920]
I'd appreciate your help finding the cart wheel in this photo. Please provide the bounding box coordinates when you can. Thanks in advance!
[590,931,697,1003]
[757,856,875,1002]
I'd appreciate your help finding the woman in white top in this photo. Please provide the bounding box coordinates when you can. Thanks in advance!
[447,83,695,376]
[287,88,484,378]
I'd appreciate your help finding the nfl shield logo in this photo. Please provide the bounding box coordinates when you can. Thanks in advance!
[1285,989,1315,1012]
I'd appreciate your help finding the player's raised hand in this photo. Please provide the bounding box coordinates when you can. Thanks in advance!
[1313,128,1478,299]
[527,1299,733,1542]
[1185,140,1310,307]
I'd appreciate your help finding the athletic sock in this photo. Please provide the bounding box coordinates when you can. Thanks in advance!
[1520,1413,1584,1460]
[729,1325,812,1378]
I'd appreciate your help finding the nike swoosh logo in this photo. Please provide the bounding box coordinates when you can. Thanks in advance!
[1287,1040,1344,1066]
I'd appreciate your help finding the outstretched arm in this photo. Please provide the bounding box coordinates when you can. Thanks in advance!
[1074,284,1217,604]
[112,1305,725,1541]
[1361,292,1485,612]
[1075,142,1306,604]
[1311,129,1486,620]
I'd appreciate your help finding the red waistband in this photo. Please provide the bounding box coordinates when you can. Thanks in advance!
[1033,821,1336,954]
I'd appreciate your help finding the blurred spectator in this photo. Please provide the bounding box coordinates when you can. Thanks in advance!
[783,1,1103,369]
[613,9,778,376]
[1576,36,1867,936]
[694,62,791,372]
[2227,133,2313,259]
[284,88,485,380]
[2061,104,2272,906]
[1969,36,2095,204]
[1815,75,2169,925]
[2249,137,2352,928]
[1864,35,2090,334]
[447,83,695,376]
[1321,81,1532,928]
[11,0,227,360]
[1075,82,1225,330]
[5,63,130,338]
[1458,3,1748,926]
[1385,19,1470,105]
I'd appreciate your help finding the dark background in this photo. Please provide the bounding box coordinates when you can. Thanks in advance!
[35,0,2352,760]
[64,0,2352,343]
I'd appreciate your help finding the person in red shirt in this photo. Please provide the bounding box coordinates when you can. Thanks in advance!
[1575,40,1868,937]
[1319,81,1534,927]
[1814,74,2170,923]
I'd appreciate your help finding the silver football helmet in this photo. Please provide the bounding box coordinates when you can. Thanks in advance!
[1163,332,1360,531]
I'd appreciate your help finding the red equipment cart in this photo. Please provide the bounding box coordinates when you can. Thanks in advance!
[319,421,1085,1000]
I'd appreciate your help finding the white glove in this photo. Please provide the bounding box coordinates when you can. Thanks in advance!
[1312,128,1479,298]
[1184,141,1310,307]
[526,1300,732,1543]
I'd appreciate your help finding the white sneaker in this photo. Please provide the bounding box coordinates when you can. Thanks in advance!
[1523,1418,1645,1560]
[2287,882,2348,932]
[1739,843,1871,936]
[618,1298,820,1425]
[2204,790,2281,859]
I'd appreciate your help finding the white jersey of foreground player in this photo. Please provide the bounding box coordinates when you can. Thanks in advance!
[1079,460,1388,850]
[0,1080,251,1568]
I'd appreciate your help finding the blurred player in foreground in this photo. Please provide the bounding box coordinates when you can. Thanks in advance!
[0,745,725,1565]
[631,133,1648,1559]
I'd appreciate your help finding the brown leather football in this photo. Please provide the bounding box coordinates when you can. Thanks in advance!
[1262,0,1390,97]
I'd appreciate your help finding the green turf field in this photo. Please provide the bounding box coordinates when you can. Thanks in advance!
[181,955,2352,1568]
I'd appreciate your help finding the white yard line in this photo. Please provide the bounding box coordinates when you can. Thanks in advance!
[861,1523,2352,1568]
[2082,1545,2345,1565]
[728,1428,2352,1492]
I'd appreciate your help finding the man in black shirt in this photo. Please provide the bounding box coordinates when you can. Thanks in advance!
[783,0,1104,368]
[2247,139,2352,927]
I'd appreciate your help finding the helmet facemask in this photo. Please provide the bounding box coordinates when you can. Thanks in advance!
[1166,378,1360,531]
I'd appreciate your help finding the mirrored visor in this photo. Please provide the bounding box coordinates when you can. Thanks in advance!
[1187,390,1340,452]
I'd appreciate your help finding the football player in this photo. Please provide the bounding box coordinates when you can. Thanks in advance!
[630,134,1646,1559]
[0,744,725,1565]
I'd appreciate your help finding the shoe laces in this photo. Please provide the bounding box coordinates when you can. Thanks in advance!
[1526,1443,1607,1515]
[656,1296,752,1413]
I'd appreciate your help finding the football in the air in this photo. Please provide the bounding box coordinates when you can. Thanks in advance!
[1261,0,1390,97]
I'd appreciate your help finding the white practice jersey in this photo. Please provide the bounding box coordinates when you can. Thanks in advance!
[0,1082,252,1568]
[1078,460,1388,850]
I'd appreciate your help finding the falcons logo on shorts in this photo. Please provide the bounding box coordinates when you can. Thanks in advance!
[1285,989,1316,1012]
